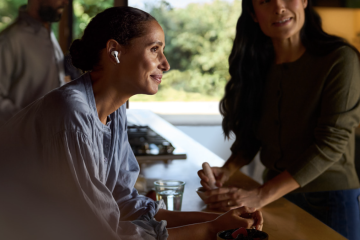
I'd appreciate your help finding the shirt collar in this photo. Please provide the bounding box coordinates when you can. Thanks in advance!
[82,72,112,131]
[18,5,48,34]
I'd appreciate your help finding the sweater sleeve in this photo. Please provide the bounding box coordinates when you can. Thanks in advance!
[287,47,360,187]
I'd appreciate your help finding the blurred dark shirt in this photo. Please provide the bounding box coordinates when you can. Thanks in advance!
[0,6,65,125]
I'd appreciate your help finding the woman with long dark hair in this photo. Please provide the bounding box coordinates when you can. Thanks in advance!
[0,6,263,240]
[199,0,360,239]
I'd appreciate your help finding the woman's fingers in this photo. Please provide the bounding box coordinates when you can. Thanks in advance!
[211,207,262,232]
[235,207,263,231]
[207,188,263,210]
[197,170,209,182]
[231,208,255,228]
[206,187,239,203]
[208,199,243,209]
[199,170,214,191]
[252,210,263,231]
[200,180,212,191]
[231,207,263,230]
[206,191,230,204]
[207,187,232,196]
[211,207,258,233]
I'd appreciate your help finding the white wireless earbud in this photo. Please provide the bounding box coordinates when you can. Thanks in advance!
[111,50,120,63]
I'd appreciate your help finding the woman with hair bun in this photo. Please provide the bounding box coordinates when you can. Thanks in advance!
[0,6,263,240]
[198,0,360,239]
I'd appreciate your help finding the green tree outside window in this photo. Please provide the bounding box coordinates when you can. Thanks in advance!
[0,0,242,102]
[130,0,242,102]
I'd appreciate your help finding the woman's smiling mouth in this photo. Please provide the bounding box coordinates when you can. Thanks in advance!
[273,17,293,26]
[150,74,162,83]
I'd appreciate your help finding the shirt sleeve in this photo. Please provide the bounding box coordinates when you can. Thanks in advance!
[0,34,20,125]
[110,110,168,239]
[118,200,168,240]
[43,130,168,240]
[287,47,360,187]
[112,141,167,220]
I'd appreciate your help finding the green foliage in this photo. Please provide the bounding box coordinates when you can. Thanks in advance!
[131,0,242,101]
[0,0,26,32]
[0,0,242,102]
[73,0,112,39]
[0,0,111,39]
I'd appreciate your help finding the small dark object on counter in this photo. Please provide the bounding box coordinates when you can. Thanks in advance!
[145,190,157,201]
[218,228,268,240]
[223,230,234,239]
[232,227,248,238]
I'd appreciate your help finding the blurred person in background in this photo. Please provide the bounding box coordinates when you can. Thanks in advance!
[0,7,263,240]
[199,0,360,239]
[0,0,76,126]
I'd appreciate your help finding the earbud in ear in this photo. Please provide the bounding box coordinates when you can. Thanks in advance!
[111,50,120,64]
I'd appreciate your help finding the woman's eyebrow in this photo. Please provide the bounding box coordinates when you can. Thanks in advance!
[147,41,163,46]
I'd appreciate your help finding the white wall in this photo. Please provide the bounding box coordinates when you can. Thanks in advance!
[176,125,265,184]
[176,126,233,160]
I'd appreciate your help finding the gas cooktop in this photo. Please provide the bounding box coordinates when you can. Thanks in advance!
[127,125,187,163]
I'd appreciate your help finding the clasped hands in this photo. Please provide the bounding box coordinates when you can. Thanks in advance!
[198,166,265,211]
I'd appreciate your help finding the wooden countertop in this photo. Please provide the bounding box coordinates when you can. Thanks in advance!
[127,109,346,240]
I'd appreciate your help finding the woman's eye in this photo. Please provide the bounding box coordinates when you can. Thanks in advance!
[151,46,158,52]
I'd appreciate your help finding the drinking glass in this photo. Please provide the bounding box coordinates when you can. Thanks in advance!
[154,180,185,211]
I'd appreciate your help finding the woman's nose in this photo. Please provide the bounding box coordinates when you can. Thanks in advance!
[274,0,286,15]
[160,55,170,72]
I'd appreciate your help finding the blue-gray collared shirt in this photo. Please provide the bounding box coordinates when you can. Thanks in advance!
[0,73,167,239]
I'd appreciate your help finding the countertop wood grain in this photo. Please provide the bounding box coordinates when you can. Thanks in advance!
[127,109,346,240]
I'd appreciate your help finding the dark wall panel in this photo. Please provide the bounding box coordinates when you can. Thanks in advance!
[312,0,360,8]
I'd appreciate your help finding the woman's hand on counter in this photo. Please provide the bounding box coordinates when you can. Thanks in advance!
[204,171,301,211]
[204,186,265,210]
[166,207,263,240]
[211,206,263,231]
[198,154,250,190]
[198,166,231,190]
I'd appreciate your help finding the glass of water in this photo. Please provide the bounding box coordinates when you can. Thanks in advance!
[154,180,185,211]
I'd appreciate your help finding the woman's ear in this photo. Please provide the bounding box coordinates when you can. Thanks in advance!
[303,0,308,8]
[106,39,122,64]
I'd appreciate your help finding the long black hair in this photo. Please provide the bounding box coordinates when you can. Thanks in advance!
[220,0,358,156]
[70,7,156,72]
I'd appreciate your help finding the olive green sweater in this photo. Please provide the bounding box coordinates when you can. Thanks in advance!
[232,46,360,192]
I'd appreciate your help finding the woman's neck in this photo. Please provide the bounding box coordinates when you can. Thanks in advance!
[90,70,131,125]
[272,35,306,64]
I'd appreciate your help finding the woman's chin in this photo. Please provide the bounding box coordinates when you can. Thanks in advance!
[147,87,159,95]
[139,88,158,96]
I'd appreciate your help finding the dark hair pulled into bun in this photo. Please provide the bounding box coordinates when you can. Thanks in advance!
[70,7,156,72]
[69,39,92,71]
